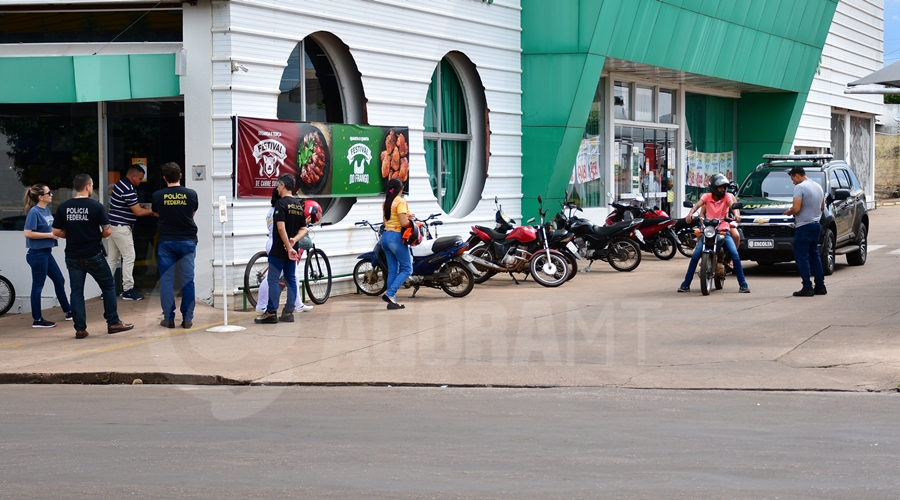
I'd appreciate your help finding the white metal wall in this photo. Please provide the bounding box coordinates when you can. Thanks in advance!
[795,0,884,150]
[192,0,523,307]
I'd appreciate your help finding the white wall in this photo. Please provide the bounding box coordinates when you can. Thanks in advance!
[795,0,884,150]
[199,0,523,308]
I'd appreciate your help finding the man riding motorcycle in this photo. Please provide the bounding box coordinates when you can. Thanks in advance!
[678,173,750,294]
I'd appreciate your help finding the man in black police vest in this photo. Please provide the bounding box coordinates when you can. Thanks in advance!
[152,162,199,329]
[52,173,134,339]
[255,173,307,324]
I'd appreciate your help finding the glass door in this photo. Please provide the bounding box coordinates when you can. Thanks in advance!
[106,100,185,293]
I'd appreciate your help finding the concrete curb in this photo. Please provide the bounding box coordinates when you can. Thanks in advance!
[1,372,896,392]
[0,372,243,385]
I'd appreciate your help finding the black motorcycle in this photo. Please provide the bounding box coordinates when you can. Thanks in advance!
[683,200,741,295]
[556,202,643,272]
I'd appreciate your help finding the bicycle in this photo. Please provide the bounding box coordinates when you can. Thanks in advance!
[352,220,387,296]
[0,267,14,316]
[243,222,333,308]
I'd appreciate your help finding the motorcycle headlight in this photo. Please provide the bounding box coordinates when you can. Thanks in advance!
[703,226,716,238]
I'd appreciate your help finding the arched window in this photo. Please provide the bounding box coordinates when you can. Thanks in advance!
[277,32,365,222]
[424,53,487,216]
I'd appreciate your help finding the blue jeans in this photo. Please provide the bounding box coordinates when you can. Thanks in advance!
[27,248,71,321]
[794,222,824,289]
[382,231,412,300]
[681,233,747,289]
[158,240,196,323]
[65,253,120,332]
[265,255,298,314]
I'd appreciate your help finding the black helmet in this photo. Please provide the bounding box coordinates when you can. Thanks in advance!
[708,173,729,200]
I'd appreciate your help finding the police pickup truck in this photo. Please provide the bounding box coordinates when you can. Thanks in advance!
[735,154,869,275]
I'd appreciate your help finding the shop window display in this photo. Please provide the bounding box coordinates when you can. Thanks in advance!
[0,103,98,230]
[568,82,606,208]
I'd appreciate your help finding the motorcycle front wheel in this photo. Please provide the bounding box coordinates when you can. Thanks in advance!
[561,250,578,281]
[440,261,474,297]
[530,252,569,287]
[469,244,498,284]
[607,239,641,272]
[700,253,714,296]
[353,259,387,296]
[652,233,677,260]
[677,232,697,257]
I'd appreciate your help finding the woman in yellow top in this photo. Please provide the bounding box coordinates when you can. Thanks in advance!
[381,178,413,309]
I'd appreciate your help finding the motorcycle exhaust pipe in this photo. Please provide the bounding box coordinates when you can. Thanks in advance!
[466,254,507,272]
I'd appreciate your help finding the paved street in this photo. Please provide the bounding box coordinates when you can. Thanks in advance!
[1,206,899,391]
[1,386,898,499]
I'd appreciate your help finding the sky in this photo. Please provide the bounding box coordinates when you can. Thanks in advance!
[885,0,900,66]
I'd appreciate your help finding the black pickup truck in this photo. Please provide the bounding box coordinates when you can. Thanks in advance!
[735,154,869,275]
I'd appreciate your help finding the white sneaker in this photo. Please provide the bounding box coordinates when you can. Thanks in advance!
[297,303,314,312]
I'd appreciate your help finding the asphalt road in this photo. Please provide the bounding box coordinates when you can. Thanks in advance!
[1,386,898,499]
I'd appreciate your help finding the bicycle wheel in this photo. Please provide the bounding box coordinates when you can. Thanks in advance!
[243,251,269,308]
[0,275,15,317]
[304,248,332,305]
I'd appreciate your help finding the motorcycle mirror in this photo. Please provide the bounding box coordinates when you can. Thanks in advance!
[682,201,693,208]
[537,195,542,204]
[731,202,743,210]
[494,196,499,204]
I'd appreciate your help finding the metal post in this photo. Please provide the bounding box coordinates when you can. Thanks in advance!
[206,196,245,332]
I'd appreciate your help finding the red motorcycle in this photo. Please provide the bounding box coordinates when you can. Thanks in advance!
[466,197,570,287]
[607,199,678,260]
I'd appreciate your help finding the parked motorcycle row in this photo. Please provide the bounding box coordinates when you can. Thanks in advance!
[351,195,708,299]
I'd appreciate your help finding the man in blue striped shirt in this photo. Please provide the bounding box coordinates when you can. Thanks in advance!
[107,164,154,300]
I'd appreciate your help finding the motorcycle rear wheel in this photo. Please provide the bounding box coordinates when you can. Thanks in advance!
[469,245,497,284]
[440,261,474,297]
[700,253,713,296]
[652,233,677,260]
[607,239,641,272]
[353,259,387,296]
[530,252,569,287]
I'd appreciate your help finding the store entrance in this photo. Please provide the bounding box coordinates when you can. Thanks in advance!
[614,126,675,214]
[106,100,185,293]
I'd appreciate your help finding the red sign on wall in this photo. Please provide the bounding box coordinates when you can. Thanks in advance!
[235,117,301,198]
[235,116,409,198]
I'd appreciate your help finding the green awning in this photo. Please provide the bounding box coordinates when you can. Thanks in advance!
[0,53,180,103]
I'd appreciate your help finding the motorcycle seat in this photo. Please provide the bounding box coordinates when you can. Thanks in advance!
[431,236,462,253]
[639,217,672,227]
[591,220,632,237]
[474,225,508,241]
[549,229,570,242]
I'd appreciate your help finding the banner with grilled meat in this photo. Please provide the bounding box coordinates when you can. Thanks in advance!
[235,116,409,198]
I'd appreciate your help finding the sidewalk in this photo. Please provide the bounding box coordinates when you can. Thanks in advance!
[2,208,899,392]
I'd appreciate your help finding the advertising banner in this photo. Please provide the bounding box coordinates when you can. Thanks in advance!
[235,116,409,198]
[684,150,734,187]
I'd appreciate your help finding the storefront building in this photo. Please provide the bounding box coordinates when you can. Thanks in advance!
[0,0,882,314]
[522,0,882,222]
